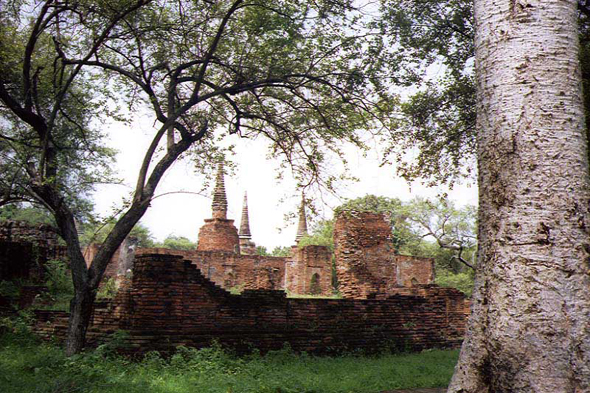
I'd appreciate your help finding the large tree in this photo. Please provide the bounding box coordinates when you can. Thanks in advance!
[380,0,590,187]
[0,0,396,354]
[448,0,590,391]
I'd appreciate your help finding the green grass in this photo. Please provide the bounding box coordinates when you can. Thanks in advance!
[0,331,458,393]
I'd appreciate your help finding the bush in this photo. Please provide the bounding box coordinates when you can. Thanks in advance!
[0,310,35,342]
[44,260,73,296]
[35,259,74,311]
[98,278,118,299]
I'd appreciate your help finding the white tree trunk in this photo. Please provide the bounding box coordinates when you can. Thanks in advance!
[448,1,590,391]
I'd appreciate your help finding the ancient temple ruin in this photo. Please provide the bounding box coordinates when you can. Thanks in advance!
[84,164,436,298]
[1,166,469,354]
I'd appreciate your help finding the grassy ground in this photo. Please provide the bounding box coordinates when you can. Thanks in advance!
[0,330,458,393]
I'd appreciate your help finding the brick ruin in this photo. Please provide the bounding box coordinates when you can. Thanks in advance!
[83,164,437,299]
[1,164,470,353]
[334,211,435,299]
[0,220,67,282]
[34,253,468,354]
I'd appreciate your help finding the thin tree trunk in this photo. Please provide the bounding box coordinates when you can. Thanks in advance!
[448,1,590,391]
[65,286,96,356]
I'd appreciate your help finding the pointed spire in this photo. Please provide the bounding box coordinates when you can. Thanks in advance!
[295,194,308,243]
[211,162,227,219]
[239,192,252,239]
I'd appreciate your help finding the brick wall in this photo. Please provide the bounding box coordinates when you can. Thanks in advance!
[0,221,59,247]
[285,245,332,295]
[395,255,435,287]
[94,242,333,295]
[334,211,398,299]
[333,212,435,299]
[33,254,468,354]
[0,221,68,282]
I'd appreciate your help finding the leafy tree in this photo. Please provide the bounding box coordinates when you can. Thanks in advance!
[79,221,155,248]
[380,0,590,187]
[402,197,477,270]
[270,246,291,257]
[0,204,56,226]
[435,269,474,297]
[449,1,590,391]
[255,246,269,256]
[158,235,197,251]
[1,0,397,354]
[297,219,334,251]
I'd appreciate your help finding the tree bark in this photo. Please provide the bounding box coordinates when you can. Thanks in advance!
[448,1,590,392]
[65,286,96,356]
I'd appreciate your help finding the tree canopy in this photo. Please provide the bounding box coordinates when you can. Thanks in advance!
[379,0,590,186]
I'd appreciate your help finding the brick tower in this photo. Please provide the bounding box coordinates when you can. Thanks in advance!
[197,163,240,253]
[238,192,257,255]
[294,194,308,244]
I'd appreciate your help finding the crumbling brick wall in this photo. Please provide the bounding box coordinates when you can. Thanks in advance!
[33,253,468,354]
[333,211,398,299]
[334,212,435,299]
[0,221,59,246]
[95,242,331,295]
[0,221,67,282]
[395,255,434,287]
[285,245,332,296]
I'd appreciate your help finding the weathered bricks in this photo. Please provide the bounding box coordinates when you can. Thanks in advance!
[0,221,67,282]
[334,211,435,299]
[33,253,469,354]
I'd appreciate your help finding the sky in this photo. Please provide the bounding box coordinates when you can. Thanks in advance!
[94,113,478,250]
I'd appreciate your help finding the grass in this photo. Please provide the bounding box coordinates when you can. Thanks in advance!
[0,329,459,393]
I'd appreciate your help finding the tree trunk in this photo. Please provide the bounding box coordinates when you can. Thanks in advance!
[448,1,590,392]
[65,286,96,356]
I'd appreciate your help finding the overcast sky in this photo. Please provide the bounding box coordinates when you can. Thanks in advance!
[94,112,478,250]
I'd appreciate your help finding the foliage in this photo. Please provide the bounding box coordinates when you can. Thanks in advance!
[270,246,291,257]
[255,246,269,256]
[401,197,477,271]
[38,259,74,311]
[436,270,474,297]
[0,311,35,340]
[0,334,460,393]
[377,0,476,186]
[0,204,55,226]
[97,278,119,300]
[297,219,334,251]
[44,260,74,299]
[157,235,197,251]
[79,221,155,248]
[228,284,245,295]
[0,280,21,300]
